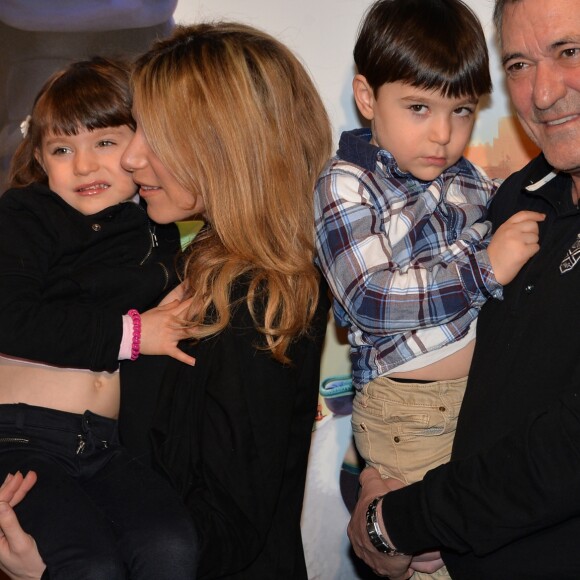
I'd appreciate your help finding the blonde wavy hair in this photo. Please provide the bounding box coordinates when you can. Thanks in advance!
[132,22,333,363]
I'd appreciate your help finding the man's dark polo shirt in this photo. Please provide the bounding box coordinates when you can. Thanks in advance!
[383,154,580,579]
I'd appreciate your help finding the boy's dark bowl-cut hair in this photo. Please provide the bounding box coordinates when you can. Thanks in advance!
[354,0,492,98]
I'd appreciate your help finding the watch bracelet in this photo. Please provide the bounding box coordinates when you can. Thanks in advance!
[365,495,407,556]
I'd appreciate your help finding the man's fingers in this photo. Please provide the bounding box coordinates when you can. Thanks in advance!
[359,466,384,486]
[359,466,405,493]
[383,476,406,492]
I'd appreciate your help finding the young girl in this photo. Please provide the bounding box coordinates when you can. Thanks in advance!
[0,57,198,579]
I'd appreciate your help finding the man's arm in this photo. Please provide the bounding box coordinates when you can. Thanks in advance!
[381,389,580,556]
[347,469,442,579]
[347,469,413,579]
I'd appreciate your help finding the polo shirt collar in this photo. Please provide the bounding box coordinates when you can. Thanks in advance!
[523,154,577,215]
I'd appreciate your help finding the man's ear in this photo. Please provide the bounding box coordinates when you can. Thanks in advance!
[353,74,375,121]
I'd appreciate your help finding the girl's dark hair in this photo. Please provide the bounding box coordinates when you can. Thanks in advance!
[354,0,492,98]
[9,56,134,187]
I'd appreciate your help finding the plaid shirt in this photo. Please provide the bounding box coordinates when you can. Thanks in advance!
[314,129,502,389]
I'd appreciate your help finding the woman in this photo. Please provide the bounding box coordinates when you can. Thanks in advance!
[0,21,333,580]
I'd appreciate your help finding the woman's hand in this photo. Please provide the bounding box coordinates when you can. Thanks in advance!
[0,472,46,580]
[0,472,37,508]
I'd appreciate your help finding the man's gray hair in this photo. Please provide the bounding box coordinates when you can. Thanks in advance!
[493,0,522,36]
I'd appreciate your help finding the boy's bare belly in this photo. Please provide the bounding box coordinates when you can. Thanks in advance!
[389,340,475,381]
[0,356,120,418]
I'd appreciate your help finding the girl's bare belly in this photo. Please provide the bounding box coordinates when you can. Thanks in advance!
[0,356,120,418]
[389,340,475,381]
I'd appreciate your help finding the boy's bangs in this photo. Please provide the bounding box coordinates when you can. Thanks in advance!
[411,61,490,99]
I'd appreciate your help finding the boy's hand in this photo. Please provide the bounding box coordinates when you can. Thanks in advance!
[487,211,545,285]
[139,298,196,366]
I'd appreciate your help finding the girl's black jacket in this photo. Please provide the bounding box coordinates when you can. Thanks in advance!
[0,183,180,372]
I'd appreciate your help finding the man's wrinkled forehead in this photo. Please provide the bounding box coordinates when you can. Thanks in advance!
[500,0,580,51]
[493,0,522,40]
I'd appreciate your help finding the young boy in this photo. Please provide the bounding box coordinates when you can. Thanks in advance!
[315,1,542,576]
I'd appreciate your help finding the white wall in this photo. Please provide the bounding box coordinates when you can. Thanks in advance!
[173,1,507,147]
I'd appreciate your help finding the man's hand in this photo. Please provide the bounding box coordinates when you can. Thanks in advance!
[347,467,413,579]
[410,550,445,574]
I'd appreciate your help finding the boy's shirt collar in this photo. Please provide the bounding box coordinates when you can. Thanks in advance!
[336,128,381,172]
[336,127,468,181]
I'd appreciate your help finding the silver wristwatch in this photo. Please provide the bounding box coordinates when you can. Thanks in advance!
[365,495,407,556]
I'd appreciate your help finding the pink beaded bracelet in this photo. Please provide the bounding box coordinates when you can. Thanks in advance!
[127,309,142,361]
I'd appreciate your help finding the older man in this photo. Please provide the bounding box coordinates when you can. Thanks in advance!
[347,0,580,578]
